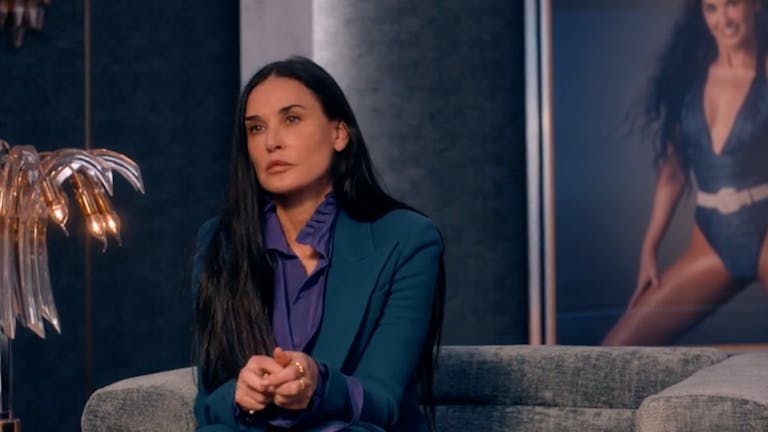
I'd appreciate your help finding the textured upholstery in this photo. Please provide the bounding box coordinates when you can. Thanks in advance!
[435,405,636,432]
[82,367,197,432]
[636,352,768,432]
[82,345,757,432]
[435,345,726,408]
[433,345,725,432]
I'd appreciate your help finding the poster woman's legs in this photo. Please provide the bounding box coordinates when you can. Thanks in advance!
[602,225,745,345]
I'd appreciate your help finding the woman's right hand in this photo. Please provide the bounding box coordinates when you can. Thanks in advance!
[629,250,659,307]
[234,355,284,413]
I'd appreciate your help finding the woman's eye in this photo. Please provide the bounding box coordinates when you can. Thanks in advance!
[286,115,301,124]
[248,124,264,134]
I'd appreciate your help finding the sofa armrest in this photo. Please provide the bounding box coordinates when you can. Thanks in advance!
[636,352,768,432]
[81,367,197,432]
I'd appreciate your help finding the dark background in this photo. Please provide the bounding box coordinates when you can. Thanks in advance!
[0,1,527,430]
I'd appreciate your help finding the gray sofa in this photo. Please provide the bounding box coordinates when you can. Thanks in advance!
[81,345,768,431]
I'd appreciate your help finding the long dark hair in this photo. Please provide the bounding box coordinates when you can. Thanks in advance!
[195,56,446,429]
[643,0,768,167]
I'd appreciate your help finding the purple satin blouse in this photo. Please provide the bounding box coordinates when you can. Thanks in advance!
[239,194,362,430]
[263,195,336,352]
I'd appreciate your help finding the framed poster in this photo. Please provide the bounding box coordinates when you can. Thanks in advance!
[527,0,768,346]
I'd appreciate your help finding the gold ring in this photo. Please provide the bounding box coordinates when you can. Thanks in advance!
[299,377,306,391]
[294,361,305,378]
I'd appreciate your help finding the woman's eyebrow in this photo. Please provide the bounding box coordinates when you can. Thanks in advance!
[278,104,307,114]
[245,104,307,121]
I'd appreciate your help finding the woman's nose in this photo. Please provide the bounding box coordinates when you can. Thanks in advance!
[265,128,283,152]
[722,5,737,24]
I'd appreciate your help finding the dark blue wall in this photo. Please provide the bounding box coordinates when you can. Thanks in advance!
[0,2,88,431]
[0,1,238,430]
[88,0,237,386]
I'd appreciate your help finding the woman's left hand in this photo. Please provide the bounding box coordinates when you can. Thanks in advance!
[262,347,319,410]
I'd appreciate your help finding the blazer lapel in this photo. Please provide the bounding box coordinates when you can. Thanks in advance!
[311,211,389,369]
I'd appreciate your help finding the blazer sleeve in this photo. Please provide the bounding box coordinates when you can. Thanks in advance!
[194,379,242,428]
[313,214,443,428]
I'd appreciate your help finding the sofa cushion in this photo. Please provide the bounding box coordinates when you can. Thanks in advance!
[81,367,197,432]
[435,345,726,409]
[436,405,635,432]
[636,352,768,432]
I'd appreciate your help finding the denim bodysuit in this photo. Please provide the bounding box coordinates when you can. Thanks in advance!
[680,70,768,280]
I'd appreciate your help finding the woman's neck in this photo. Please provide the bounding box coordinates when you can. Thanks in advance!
[272,183,332,242]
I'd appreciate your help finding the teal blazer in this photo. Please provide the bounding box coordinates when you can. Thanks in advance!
[193,209,443,432]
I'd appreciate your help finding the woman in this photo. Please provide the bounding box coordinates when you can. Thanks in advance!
[191,57,445,431]
[604,0,768,345]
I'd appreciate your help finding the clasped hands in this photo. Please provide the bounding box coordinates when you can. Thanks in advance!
[235,347,318,413]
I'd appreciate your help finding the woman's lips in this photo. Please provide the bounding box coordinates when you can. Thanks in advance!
[721,22,739,37]
[266,160,292,173]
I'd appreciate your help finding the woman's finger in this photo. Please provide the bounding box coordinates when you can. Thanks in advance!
[629,275,651,307]
[262,363,297,388]
[272,379,310,409]
[273,347,291,367]
[648,270,659,288]
[274,376,309,398]
[245,355,284,377]
[235,384,272,411]
[239,367,273,393]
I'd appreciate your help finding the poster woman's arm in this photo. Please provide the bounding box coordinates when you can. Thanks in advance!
[629,149,687,307]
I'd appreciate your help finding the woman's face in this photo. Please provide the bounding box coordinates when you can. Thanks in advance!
[702,0,760,51]
[244,76,348,200]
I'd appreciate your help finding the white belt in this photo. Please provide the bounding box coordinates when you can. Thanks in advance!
[697,184,768,214]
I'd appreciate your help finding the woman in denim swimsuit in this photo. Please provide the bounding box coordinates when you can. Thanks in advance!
[683,68,768,279]
[604,0,768,345]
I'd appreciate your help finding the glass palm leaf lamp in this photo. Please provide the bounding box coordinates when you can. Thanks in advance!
[0,140,144,431]
[0,0,52,48]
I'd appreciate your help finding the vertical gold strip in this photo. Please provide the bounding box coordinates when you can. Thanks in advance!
[83,0,94,395]
[540,0,557,345]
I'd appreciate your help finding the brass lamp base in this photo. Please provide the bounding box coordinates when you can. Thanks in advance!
[0,419,19,432]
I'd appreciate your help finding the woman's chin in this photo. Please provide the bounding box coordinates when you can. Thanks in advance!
[261,183,326,201]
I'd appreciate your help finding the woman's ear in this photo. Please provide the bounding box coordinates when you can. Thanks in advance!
[333,121,350,152]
